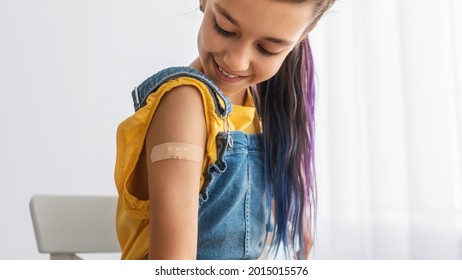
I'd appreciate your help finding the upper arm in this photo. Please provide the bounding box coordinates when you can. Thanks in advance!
[145,85,206,259]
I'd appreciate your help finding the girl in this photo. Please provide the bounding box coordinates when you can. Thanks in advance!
[115,0,335,260]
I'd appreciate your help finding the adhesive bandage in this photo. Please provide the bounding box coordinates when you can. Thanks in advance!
[150,142,204,163]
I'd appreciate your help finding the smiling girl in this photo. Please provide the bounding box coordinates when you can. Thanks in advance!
[114,0,335,260]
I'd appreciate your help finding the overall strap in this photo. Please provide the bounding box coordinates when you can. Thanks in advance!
[131,67,232,118]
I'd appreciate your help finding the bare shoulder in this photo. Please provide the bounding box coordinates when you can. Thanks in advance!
[148,84,207,146]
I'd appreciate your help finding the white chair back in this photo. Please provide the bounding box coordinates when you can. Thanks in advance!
[29,194,121,259]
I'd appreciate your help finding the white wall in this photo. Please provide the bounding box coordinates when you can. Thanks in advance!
[0,0,200,259]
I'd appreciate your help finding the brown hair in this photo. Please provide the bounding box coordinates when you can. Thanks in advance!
[278,0,336,31]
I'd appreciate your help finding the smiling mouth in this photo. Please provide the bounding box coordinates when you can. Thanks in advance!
[218,66,239,79]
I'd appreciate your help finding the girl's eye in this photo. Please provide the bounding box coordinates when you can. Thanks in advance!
[214,21,235,37]
[257,45,279,57]
[213,18,279,57]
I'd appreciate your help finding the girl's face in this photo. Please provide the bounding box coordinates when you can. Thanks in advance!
[197,0,315,101]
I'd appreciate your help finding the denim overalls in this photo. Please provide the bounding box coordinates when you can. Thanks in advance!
[131,67,270,260]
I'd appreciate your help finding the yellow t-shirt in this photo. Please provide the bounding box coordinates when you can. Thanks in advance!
[114,77,261,259]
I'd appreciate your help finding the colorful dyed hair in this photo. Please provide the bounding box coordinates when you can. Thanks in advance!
[253,0,335,258]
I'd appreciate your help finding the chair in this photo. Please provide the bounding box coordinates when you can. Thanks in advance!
[29,194,121,260]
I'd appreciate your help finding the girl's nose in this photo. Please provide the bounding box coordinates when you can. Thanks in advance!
[222,42,251,72]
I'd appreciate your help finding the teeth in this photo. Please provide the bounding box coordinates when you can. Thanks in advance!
[218,66,239,78]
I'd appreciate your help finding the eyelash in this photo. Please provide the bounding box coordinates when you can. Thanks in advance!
[257,45,278,57]
[213,21,235,37]
[213,20,279,57]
